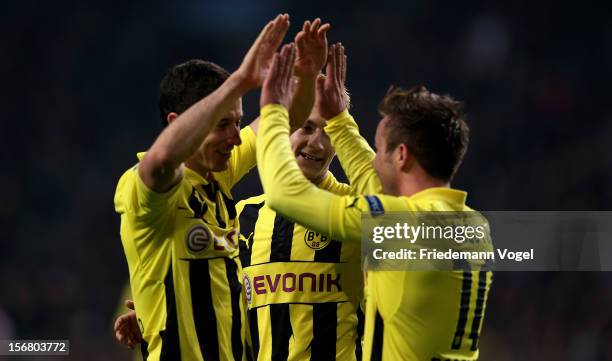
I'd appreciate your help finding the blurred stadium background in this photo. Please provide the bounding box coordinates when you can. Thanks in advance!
[2,0,612,359]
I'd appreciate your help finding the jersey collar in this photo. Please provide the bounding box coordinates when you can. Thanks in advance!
[409,187,467,205]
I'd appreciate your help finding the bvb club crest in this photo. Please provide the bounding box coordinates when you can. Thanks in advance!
[304,229,331,250]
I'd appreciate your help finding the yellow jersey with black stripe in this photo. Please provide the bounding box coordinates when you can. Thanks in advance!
[256,105,493,361]
[236,172,364,361]
[114,126,256,361]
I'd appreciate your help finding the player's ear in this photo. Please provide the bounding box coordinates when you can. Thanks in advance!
[166,112,179,125]
[396,143,412,171]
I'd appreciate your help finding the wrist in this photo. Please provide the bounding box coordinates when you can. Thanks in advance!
[295,73,318,84]
[228,71,255,95]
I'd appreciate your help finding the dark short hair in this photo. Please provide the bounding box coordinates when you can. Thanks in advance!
[378,85,470,181]
[158,59,230,127]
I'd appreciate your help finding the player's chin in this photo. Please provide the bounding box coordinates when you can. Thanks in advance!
[210,156,231,172]
[298,163,323,181]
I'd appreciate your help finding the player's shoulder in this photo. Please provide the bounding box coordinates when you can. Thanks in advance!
[357,194,408,216]
[114,163,139,214]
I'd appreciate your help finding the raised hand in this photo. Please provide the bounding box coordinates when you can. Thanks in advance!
[236,14,290,91]
[316,43,348,119]
[294,18,330,78]
[261,43,297,109]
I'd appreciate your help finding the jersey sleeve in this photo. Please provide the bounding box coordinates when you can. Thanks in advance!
[114,164,182,219]
[215,125,257,189]
[316,171,354,196]
[257,104,408,243]
[324,110,382,194]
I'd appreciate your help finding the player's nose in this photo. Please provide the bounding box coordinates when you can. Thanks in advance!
[307,128,324,151]
[227,125,242,146]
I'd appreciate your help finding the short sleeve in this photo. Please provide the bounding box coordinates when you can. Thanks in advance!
[114,165,182,219]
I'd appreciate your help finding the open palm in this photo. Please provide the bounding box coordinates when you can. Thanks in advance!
[294,18,330,78]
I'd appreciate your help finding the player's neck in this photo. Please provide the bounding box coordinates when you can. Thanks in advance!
[185,158,214,182]
[394,172,449,197]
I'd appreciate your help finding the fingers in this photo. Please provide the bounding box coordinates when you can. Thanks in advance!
[295,31,306,47]
[125,299,135,310]
[286,44,296,85]
[310,18,321,39]
[260,14,289,47]
[317,23,331,39]
[316,74,326,98]
[268,52,281,82]
[335,43,343,86]
[327,44,336,85]
[279,43,296,83]
[269,13,290,47]
[115,315,129,344]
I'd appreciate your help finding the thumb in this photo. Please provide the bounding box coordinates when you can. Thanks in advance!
[125,300,135,310]
[316,74,325,96]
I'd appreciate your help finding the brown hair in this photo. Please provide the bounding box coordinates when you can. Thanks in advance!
[378,85,469,181]
[159,59,230,127]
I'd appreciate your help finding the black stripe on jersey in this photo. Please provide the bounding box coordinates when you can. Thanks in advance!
[140,339,149,360]
[220,189,237,220]
[469,270,488,351]
[159,266,181,360]
[370,310,384,361]
[355,305,365,360]
[238,201,265,267]
[225,258,244,360]
[190,259,220,360]
[270,303,293,361]
[201,182,216,200]
[188,187,208,219]
[314,239,342,262]
[248,309,260,360]
[452,269,472,350]
[312,302,337,360]
[201,182,227,228]
[270,215,295,262]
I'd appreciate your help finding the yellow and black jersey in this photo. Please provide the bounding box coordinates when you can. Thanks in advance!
[235,173,364,361]
[114,126,256,361]
[256,105,494,361]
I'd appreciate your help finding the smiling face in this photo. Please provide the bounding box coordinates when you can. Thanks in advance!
[198,98,244,172]
[290,107,335,184]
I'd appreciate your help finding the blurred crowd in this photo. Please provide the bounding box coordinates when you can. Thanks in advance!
[2,0,611,359]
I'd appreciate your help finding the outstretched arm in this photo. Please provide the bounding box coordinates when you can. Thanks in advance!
[140,14,290,193]
[317,44,382,194]
[258,43,364,242]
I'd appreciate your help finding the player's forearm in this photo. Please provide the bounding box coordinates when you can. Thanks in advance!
[325,110,382,194]
[140,74,249,192]
[288,75,316,131]
[147,73,247,167]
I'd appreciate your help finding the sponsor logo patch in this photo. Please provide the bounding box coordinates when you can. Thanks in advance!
[185,225,211,254]
[243,275,252,304]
